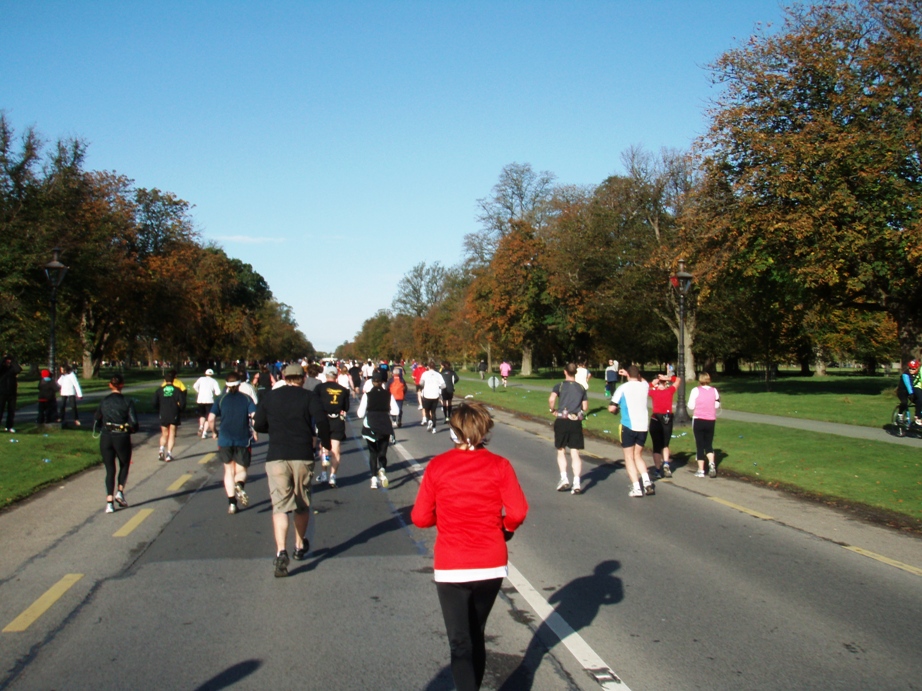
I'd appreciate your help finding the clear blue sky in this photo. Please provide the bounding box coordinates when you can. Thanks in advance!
[1,1,791,353]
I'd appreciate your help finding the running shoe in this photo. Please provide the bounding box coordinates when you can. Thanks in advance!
[571,483,583,495]
[165,452,173,462]
[644,483,656,496]
[694,470,706,478]
[663,463,673,478]
[628,487,644,498]
[235,484,249,507]
[292,541,310,561]
[390,434,397,444]
[378,468,389,488]
[274,550,289,578]
[201,429,208,439]
[328,474,337,488]
[317,471,329,484]
[370,476,379,489]
[158,449,165,462]
[653,468,664,480]
[105,502,115,514]
[114,490,128,508]
[708,463,717,478]
[227,503,237,515]
[430,426,436,435]
[556,478,571,492]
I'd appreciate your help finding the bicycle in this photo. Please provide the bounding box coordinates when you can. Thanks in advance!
[890,405,922,437]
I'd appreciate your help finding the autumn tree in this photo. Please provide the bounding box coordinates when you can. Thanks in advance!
[696,0,922,364]
[392,261,451,317]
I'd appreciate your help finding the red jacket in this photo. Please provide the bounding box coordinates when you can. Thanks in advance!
[412,447,528,580]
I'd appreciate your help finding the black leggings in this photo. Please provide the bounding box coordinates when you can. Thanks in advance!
[693,418,716,460]
[366,436,390,475]
[101,432,132,496]
[436,578,503,691]
[649,413,674,454]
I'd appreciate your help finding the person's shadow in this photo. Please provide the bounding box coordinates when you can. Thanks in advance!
[494,560,624,690]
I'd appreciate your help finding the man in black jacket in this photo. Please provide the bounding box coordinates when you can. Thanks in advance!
[0,354,22,433]
[253,363,331,578]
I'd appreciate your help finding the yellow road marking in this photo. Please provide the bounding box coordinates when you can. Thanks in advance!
[199,452,215,465]
[708,497,773,521]
[844,546,922,577]
[3,574,84,633]
[113,509,154,537]
[167,474,193,492]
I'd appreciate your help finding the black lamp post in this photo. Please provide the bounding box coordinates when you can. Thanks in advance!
[672,259,693,425]
[44,248,69,374]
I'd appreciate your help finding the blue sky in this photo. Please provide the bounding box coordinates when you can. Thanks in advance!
[1,1,791,352]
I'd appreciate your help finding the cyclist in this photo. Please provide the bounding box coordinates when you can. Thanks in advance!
[897,359,922,425]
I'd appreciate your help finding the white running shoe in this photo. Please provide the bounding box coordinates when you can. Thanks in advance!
[556,478,571,492]
[694,470,706,478]
[370,476,379,489]
[114,490,128,508]
[708,463,717,478]
[628,487,644,498]
[329,474,337,488]
[105,502,115,514]
[317,471,329,484]
[378,468,389,488]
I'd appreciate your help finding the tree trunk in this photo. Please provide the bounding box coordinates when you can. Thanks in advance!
[521,344,534,376]
[486,342,492,373]
[814,345,827,377]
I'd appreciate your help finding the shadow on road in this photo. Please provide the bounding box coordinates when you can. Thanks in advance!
[193,659,262,690]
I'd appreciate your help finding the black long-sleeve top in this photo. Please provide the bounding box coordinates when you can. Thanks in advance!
[253,385,331,460]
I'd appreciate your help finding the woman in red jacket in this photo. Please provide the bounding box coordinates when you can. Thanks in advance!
[411,401,528,691]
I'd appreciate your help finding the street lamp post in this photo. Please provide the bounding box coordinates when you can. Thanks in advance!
[672,259,693,425]
[44,248,69,375]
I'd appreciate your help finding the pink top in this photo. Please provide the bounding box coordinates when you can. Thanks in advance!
[499,362,512,377]
[688,385,719,420]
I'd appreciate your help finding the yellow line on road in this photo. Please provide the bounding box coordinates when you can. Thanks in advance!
[3,574,84,633]
[167,474,193,492]
[708,497,773,521]
[844,546,922,577]
[113,508,154,537]
[199,452,215,465]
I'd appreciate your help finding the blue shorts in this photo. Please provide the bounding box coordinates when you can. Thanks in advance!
[621,427,647,449]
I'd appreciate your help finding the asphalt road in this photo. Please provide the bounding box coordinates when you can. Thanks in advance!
[1,397,921,690]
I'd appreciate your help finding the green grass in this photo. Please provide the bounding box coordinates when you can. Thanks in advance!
[455,377,922,527]
[0,425,102,510]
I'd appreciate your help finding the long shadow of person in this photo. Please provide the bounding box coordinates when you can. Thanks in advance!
[495,560,624,690]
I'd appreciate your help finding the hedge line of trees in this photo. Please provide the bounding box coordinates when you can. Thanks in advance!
[338,0,920,378]
[0,116,314,377]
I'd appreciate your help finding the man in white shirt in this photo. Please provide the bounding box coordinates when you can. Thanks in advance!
[193,368,222,438]
[419,361,446,433]
[57,365,83,426]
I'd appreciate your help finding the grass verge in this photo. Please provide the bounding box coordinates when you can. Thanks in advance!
[456,378,922,532]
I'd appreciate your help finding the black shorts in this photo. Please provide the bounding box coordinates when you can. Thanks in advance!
[159,413,181,427]
[422,397,439,413]
[328,416,346,442]
[218,445,251,468]
[442,392,454,403]
[621,427,647,449]
[197,403,210,418]
[553,418,584,450]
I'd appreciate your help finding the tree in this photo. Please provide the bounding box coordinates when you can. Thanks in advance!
[697,0,922,363]
[392,261,451,317]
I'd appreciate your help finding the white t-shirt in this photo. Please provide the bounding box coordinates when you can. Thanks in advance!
[194,376,222,404]
[611,380,650,432]
[420,369,446,399]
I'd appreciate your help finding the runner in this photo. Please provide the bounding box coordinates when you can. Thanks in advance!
[208,371,256,514]
[548,363,589,495]
[610,365,654,497]
[316,367,350,487]
[440,360,459,424]
[93,374,139,514]
[411,401,529,691]
[412,361,427,422]
[648,373,677,478]
[388,366,408,429]
[193,368,222,439]
[152,371,186,462]
[253,363,330,577]
[688,372,721,478]
[356,370,398,488]
[420,360,446,433]
[499,360,512,388]
[348,360,363,399]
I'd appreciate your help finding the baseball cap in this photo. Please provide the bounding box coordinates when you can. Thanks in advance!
[324,366,337,378]
[283,363,304,377]
[205,368,214,375]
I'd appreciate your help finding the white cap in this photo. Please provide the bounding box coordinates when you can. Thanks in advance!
[205,368,215,375]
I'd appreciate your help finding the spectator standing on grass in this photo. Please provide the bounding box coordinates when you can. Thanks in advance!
[609,365,655,498]
[0,353,23,433]
[411,401,528,691]
[37,369,59,427]
[57,365,83,426]
[688,372,720,478]
[548,362,588,495]
[604,359,620,398]
[575,360,591,391]
[477,359,487,380]
[94,374,139,514]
